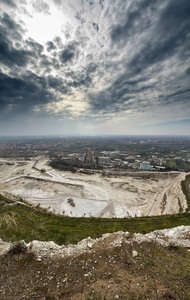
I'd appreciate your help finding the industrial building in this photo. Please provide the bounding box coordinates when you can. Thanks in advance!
[140,161,150,170]
[84,147,94,164]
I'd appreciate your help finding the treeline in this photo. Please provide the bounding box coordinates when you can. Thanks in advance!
[49,159,77,172]
[49,158,104,172]
[165,159,190,172]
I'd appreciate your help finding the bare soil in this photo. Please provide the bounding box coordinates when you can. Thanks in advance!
[0,230,190,300]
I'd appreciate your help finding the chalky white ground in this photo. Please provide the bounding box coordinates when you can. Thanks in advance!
[0,156,188,218]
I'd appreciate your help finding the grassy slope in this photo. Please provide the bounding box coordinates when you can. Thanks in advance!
[0,194,190,245]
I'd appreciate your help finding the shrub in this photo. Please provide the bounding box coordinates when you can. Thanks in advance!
[8,241,27,255]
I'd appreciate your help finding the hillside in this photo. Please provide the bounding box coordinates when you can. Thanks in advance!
[1,193,190,245]
[1,158,190,299]
[0,193,190,299]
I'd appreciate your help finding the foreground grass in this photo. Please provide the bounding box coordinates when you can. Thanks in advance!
[0,193,190,245]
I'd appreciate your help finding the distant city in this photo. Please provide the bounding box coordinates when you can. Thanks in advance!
[0,135,189,172]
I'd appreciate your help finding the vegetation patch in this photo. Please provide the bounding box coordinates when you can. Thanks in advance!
[166,159,190,172]
[0,193,190,246]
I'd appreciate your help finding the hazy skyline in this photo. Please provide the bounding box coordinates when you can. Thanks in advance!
[0,0,190,136]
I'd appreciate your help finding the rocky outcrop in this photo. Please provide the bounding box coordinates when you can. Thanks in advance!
[1,226,190,259]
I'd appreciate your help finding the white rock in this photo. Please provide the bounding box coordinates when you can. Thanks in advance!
[132,250,138,257]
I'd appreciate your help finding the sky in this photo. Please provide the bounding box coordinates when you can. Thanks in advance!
[0,0,190,136]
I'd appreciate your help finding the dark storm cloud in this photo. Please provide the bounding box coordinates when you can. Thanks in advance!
[0,0,16,7]
[0,13,59,75]
[158,0,190,33]
[89,0,190,114]
[128,31,187,76]
[0,12,69,116]
[166,88,190,102]
[47,75,65,89]
[53,36,63,48]
[0,0,189,127]
[39,54,62,74]
[0,40,32,68]
[0,72,48,112]
[69,75,92,88]
[59,41,79,64]
[65,62,97,88]
[86,62,97,75]
[111,0,159,43]
[0,71,67,117]
[0,13,24,40]
[40,57,52,70]
[26,39,44,54]
[0,13,34,68]
[60,49,74,63]
[128,0,190,76]
[50,58,60,70]
[46,41,56,52]
[88,76,153,113]
[89,56,189,113]
[185,67,190,76]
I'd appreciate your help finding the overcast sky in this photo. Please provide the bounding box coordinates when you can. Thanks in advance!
[0,0,190,136]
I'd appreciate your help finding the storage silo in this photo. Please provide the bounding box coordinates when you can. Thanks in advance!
[140,161,150,170]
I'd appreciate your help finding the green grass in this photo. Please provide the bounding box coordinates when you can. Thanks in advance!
[166,159,190,171]
[0,193,190,245]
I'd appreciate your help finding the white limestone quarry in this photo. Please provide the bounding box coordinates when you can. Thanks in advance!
[0,157,188,218]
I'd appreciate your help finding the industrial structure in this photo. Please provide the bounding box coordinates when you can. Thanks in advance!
[84,147,94,164]
[140,161,150,170]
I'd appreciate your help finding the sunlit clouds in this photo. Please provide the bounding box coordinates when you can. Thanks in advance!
[0,0,190,136]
